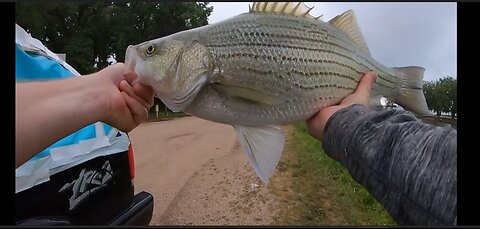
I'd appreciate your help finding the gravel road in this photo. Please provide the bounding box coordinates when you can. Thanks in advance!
[128,116,280,225]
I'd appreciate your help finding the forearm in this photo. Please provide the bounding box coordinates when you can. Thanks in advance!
[15,76,108,168]
[322,104,457,225]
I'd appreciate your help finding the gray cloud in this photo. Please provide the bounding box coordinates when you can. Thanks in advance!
[208,2,457,82]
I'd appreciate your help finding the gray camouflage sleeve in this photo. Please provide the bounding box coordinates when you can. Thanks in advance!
[321,104,457,225]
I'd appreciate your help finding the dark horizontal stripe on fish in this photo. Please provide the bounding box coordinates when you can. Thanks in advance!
[220,62,394,91]
[224,15,365,56]
[207,16,399,84]
[213,48,395,90]
[208,42,397,86]
[206,20,392,80]
[225,65,375,89]
[293,83,356,90]
[209,24,356,58]
[314,96,342,100]
[215,54,360,84]
[215,52,365,75]
[287,69,394,90]
[288,69,356,81]
[215,51,395,90]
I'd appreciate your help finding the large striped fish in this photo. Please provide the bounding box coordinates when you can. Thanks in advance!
[124,2,431,183]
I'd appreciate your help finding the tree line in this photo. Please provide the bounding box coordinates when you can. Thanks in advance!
[16,2,213,75]
[16,2,213,116]
[423,76,457,118]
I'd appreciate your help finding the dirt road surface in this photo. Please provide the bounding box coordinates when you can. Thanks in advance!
[128,116,280,225]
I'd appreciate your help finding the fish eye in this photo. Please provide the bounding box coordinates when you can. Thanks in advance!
[146,45,155,56]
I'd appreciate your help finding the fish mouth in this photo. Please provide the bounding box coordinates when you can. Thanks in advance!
[124,45,140,84]
[124,45,137,74]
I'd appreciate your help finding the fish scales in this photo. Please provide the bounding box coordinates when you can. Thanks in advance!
[177,13,399,125]
[204,13,397,86]
[124,2,432,183]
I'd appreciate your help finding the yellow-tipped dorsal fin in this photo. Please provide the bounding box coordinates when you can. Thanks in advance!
[250,2,323,21]
[328,10,371,55]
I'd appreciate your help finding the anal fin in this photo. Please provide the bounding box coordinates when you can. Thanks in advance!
[234,125,285,183]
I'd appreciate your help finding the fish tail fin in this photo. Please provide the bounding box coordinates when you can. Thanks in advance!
[393,66,433,117]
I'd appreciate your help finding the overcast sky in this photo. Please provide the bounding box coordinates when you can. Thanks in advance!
[207,2,457,82]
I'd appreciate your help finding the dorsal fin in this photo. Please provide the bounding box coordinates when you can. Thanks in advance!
[250,2,323,21]
[328,10,371,55]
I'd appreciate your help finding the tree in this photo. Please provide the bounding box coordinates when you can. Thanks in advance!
[107,2,213,66]
[423,81,441,116]
[16,3,112,73]
[16,2,213,74]
[439,76,457,118]
[17,2,213,115]
[423,76,457,118]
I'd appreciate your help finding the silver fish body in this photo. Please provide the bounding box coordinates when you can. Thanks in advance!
[126,12,426,126]
[182,12,402,125]
[124,2,430,183]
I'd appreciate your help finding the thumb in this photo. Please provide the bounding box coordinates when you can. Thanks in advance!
[99,63,126,84]
[354,71,377,98]
[340,71,377,106]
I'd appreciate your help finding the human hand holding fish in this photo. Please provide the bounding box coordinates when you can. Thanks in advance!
[123,2,432,183]
[91,63,154,133]
[306,71,378,141]
[16,63,154,168]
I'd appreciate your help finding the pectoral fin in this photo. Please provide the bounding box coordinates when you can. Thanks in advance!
[234,125,285,183]
[212,83,284,105]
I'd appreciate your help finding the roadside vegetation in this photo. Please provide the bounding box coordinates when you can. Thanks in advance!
[423,76,457,119]
[269,124,395,226]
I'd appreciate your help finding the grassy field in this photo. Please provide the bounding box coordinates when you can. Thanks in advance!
[269,123,395,226]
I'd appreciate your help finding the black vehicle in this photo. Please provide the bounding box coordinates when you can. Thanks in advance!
[15,142,154,225]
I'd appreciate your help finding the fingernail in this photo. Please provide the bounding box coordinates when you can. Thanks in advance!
[370,72,377,89]
[371,72,377,82]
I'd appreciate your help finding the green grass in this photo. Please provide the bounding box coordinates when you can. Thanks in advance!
[271,123,395,225]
